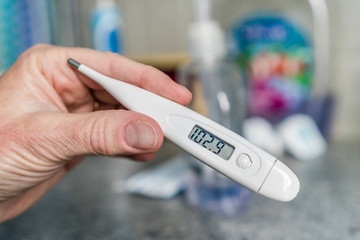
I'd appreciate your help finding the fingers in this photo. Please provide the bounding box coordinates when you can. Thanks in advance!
[20,110,164,159]
[65,49,192,106]
[93,90,119,105]
[19,45,192,107]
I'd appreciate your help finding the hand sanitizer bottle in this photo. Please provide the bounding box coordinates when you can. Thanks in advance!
[177,0,250,216]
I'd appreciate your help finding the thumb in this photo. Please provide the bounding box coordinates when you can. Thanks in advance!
[22,110,163,160]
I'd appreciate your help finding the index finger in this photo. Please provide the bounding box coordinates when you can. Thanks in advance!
[64,48,192,106]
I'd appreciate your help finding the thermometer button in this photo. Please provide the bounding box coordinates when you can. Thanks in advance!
[236,154,252,169]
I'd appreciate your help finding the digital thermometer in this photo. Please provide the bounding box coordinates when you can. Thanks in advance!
[67,58,300,202]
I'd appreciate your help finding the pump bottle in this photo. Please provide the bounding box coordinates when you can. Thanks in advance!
[177,0,250,215]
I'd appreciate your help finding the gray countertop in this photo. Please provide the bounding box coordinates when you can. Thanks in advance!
[1,141,360,240]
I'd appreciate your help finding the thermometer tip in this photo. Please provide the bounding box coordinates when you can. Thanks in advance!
[67,58,80,69]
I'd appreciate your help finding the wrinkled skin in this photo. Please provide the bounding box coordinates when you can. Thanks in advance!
[0,45,191,222]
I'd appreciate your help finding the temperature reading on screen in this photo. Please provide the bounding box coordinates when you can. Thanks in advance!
[188,125,235,160]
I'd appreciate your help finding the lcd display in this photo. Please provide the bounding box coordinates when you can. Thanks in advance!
[188,125,235,160]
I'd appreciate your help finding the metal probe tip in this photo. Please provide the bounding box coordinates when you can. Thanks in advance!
[67,58,80,69]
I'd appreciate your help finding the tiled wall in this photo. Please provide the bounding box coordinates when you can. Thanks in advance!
[76,0,359,141]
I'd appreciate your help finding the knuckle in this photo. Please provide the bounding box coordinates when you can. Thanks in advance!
[86,111,128,155]
[19,44,51,59]
[87,115,109,155]
[137,65,155,87]
[15,44,54,70]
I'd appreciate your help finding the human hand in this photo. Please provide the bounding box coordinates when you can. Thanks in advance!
[0,45,191,222]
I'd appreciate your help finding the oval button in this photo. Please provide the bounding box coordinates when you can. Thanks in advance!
[236,153,253,169]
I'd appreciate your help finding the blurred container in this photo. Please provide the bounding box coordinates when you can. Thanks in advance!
[226,0,332,138]
[231,15,314,123]
[178,0,250,216]
[0,0,53,71]
[90,0,124,54]
[226,0,332,160]
[185,166,252,216]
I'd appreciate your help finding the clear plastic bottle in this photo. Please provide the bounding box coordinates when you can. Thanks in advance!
[179,59,245,130]
[177,0,250,216]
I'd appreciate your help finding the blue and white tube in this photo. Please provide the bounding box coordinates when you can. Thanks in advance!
[90,0,124,54]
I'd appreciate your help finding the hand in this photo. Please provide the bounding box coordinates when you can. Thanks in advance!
[0,45,191,222]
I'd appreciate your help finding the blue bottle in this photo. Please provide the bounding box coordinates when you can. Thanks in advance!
[90,0,124,54]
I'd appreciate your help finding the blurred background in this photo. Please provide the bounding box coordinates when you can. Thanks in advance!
[0,0,359,141]
[1,0,360,239]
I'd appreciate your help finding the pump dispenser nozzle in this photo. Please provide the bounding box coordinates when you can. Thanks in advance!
[194,0,211,23]
[189,0,226,62]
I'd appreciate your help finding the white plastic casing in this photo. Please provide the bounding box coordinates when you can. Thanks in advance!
[77,64,300,202]
[258,160,300,202]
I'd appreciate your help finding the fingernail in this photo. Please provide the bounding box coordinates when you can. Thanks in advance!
[124,121,158,150]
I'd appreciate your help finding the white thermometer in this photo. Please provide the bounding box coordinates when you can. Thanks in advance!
[68,58,300,202]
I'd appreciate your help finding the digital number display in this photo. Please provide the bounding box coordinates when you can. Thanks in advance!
[188,125,235,160]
